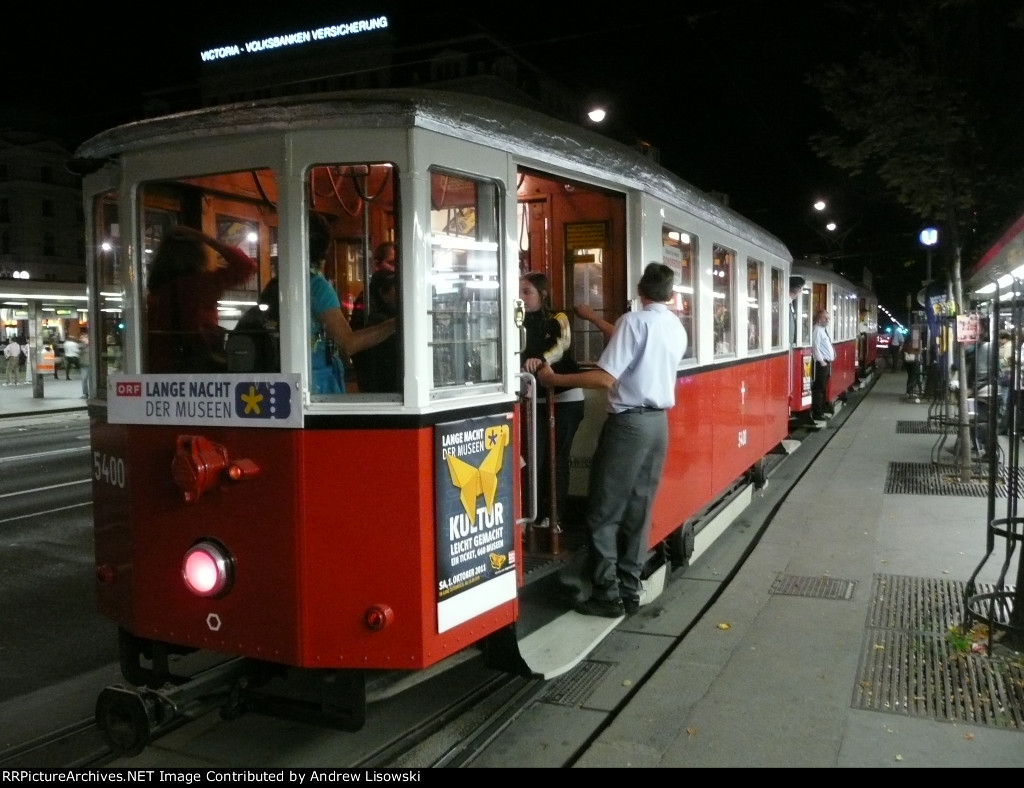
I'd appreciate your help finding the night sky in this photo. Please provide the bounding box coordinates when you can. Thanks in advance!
[0,2,964,315]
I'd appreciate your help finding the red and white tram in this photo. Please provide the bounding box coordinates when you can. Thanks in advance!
[75,89,796,754]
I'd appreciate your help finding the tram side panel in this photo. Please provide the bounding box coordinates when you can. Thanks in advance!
[654,372,714,540]
[831,338,858,401]
[92,420,517,672]
[650,355,790,546]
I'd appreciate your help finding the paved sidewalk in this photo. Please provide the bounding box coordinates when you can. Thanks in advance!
[578,368,1024,768]
[0,374,87,419]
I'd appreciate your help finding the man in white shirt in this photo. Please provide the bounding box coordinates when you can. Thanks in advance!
[63,336,81,381]
[811,309,836,420]
[4,339,23,385]
[890,327,904,371]
[537,263,687,617]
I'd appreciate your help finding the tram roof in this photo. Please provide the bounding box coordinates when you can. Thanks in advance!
[791,259,866,292]
[74,89,790,262]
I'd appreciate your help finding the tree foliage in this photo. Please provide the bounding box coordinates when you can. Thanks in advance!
[807,0,1024,259]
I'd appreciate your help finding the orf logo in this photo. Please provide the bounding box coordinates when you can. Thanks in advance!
[116,381,142,397]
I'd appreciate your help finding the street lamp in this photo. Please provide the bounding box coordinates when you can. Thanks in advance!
[919,227,938,284]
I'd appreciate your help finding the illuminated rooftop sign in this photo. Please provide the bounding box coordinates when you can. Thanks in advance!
[201,15,389,62]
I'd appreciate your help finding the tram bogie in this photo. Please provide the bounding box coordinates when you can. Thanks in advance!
[77,89,802,751]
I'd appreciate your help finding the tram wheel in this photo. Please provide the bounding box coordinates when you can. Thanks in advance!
[667,523,695,571]
[750,458,767,488]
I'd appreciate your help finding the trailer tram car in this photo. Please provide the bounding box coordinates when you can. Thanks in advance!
[856,284,879,382]
[74,89,796,755]
[788,261,871,421]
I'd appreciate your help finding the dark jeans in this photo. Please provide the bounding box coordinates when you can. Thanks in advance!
[975,397,992,454]
[905,361,922,395]
[812,361,830,417]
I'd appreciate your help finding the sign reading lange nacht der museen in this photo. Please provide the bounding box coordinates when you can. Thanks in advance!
[434,414,516,633]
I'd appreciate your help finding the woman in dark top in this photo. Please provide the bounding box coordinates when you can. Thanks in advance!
[520,272,584,531]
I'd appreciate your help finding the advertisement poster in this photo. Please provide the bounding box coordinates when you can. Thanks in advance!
[107,374,301,428]
[956,313,979,343]
[801,353,813,407]
[434,414,516,633]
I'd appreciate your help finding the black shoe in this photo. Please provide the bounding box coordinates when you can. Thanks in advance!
[623,598,640,616]
[575,598,625,618]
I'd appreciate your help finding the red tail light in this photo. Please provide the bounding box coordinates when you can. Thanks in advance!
[182,540,233,597]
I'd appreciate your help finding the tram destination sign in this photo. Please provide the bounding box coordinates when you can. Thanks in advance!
[107,374,302,429]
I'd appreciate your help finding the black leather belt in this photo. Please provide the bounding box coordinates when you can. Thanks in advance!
[616,406,664,415]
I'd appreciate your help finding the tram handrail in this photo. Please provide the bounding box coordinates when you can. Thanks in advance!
[517,372,537,527]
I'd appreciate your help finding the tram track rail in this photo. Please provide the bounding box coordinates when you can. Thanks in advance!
[356,672,546,768]
[0,718,114,769]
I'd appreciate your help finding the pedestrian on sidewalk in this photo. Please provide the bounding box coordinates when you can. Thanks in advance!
[79,332,90,398]
[63,336,81,380]
[3,338,21,385]
[890,327,904,371]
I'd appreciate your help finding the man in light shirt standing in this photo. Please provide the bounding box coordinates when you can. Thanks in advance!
[811,309,836,421]
[4,338,23,385]
[537,262,687,618]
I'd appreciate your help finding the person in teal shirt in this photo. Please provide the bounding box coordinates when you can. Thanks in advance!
[307,215,396,394]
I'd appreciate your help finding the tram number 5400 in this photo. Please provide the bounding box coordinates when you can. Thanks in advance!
[93,451,126,488]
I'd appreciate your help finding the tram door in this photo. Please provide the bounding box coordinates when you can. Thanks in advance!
[515,167,627,512]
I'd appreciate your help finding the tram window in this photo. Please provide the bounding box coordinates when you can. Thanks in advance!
[572,252,605,363]
[139,170,276,375]
[800,286,812,345]
[747,258,762,352]
[661,225,695,360]
[770,267,782,349]
[712,244,735,357]
[842,291,856,341]
[92,193,123,394]
[305,163,398,398]
[428,170,503,395]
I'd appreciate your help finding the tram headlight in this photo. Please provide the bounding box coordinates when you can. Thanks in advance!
[182,539,233,597]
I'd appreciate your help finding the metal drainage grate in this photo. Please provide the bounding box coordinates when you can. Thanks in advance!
[896,420,942,434]
[868,575,967,631]
[539,659,613,707]
[770,574,855,600]
[885,461,1012,497]
[854,574,1024,729]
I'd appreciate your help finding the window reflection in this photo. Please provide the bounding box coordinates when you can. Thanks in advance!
[429,170,503,394]
[662,225,695,359]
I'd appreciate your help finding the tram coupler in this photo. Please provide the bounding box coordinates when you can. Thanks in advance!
[96,656,252,757]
